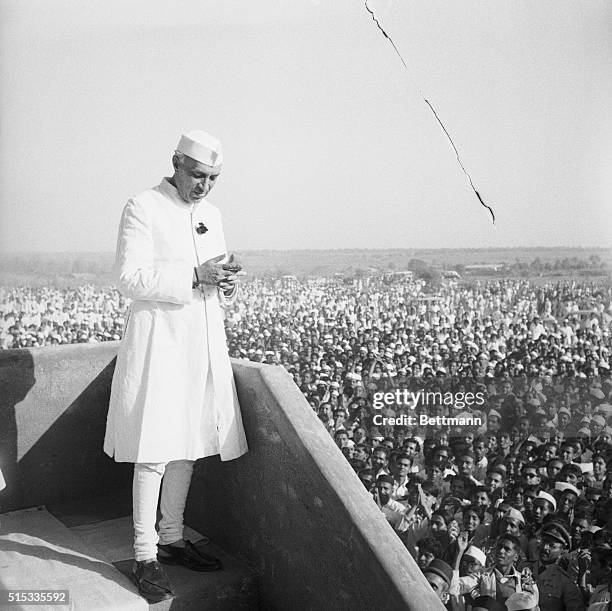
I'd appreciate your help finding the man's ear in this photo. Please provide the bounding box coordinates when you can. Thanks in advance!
[172,154,179,171]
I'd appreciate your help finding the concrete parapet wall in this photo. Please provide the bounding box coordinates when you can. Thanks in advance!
[0,343,132,513]
[0,344,442,609]
[187,360,442,610]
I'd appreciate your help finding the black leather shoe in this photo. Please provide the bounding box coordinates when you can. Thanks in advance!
[132,559,174,603]
[158,540,222,572]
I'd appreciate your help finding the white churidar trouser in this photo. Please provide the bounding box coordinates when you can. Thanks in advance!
[132,460,194,561]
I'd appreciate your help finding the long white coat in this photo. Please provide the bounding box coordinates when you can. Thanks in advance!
[103,179,248,463]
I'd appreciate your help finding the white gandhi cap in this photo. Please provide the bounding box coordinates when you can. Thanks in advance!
[176,130,223,167]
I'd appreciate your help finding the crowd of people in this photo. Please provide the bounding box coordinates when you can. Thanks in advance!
[2,274,612,609]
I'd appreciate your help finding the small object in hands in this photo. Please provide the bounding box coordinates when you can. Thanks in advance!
[196,223,208,234]
[222,253,243,273]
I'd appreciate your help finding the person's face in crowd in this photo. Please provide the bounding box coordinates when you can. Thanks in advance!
[353,445,368,462]
[459,555,483,578]
[381,438,394,452]
[495,538,519,572]
[392,456,412,479]
[542,444,558,462]
[558,412,571,429]
[486,434,498,454]
[486,472,504,494]
[593,455,607,478]
[353,427,367,444]
[372,450,388,471]
[522,467,540,487]
[487,416,500,433]
[417,550,436,570]
[519,417,530,436]
[403,441,418,457]
[532,499,553,525]
[376,480,393,505]
[335,432,349,448]
[473,490,490,510]
[571,518,589,549]
[451,478,467,499]
[539,534,565,564]
[559,469,580,487]
[501,517,522,536]
[510,427,521,445]
[433,448,450,466]
[426,463,444,483]
[498,433,511,450]
[458,455,475,477]
[341,445,354,459]
[430,514,447,534]
[561,444,576,464]
[437,433,449,447]
[523,490,537,512]
[463,509,481,534]
[423,572,450,604]
[359,472,374,491]
[318,403,332,423]
[558,491,577,515]
[333,410,346,427]
[505,456,517,477]
[547,459,564,479]
[473,440,486,461]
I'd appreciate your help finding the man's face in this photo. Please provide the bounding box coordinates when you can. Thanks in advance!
[498,433,511,449]
[473,441,486,460]
[501,517,521,536]
[561,445,576,464]
[393,456,412,478]
[318,404,332,422]
[558,492,577,514]
[542,444,558,461]
[403,441,417,457]
[372,450,388,470]
[539,535,565,564]
[473,491,490,509]
[459,456,475,476]
[417,551,435,570]
[522,468,540,487]
[423,572,449,604]
[376,481,393,505]
[495,538,518,570]
[547,460,563,478]
[486,472,503,493]
[172,154,221,203]
[335,432,349,448]
[353,427,367,443]
[532,500,552,524]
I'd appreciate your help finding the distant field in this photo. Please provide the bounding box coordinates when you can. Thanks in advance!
[0,247,610,287]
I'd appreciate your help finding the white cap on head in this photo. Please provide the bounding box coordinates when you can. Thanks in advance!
[176,130,223,167]
[464,546,487,566]
[535,491,557,511]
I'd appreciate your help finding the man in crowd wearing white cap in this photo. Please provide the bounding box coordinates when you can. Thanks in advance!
[526,492,557,561]
[104,129,248,602]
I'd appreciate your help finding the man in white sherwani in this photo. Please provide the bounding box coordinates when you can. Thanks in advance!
[104,130,248,603]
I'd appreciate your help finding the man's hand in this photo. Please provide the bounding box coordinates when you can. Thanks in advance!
[457,531,469,553]
[195,254,245,290]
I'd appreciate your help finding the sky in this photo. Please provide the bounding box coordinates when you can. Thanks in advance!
[0,0,610,253]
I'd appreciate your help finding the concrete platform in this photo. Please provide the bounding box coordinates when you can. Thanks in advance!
[74,515,259,610]
[0,506,146,611]
[0,505,258,610]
